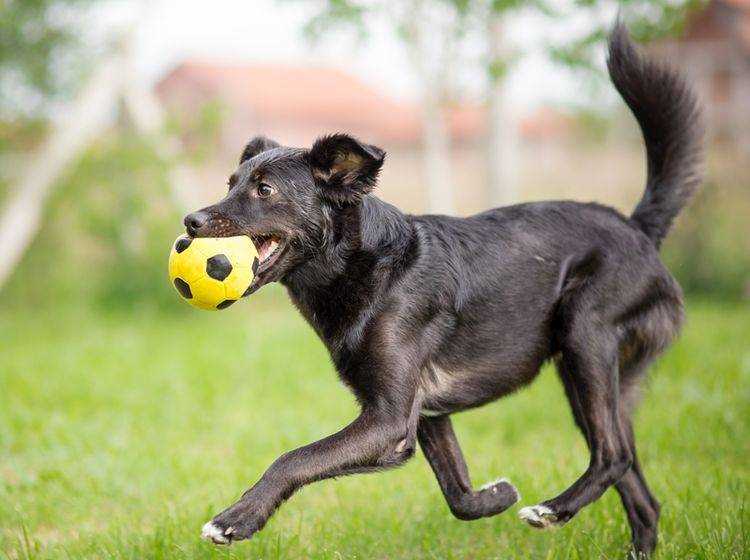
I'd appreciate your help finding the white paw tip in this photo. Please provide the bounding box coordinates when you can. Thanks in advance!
[479,478,521,503]
[201,521,230,544]
[480,477,509,490]
[518,504,558,529]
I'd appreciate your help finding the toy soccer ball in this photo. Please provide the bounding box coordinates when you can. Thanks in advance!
[168,235,259,310]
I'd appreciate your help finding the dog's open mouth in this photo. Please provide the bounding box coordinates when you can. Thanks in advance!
[250,234,285,274]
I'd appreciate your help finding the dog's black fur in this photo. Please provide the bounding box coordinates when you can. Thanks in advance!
[188,23,703,556]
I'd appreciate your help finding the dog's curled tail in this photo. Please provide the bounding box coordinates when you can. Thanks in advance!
[607,21,704,248]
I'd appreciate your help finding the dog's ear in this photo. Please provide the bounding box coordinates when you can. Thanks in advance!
[240,136,280,164]
[307,134,385,203]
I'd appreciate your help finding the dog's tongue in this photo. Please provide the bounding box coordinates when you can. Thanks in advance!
[258,239,279,263]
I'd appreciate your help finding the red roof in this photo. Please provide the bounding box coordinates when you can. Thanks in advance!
[155,61,485,145]
[722,0,750,10]
[679,0,750,50]
[519,107,573,141]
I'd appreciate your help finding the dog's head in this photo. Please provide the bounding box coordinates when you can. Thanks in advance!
[183,133,385,287]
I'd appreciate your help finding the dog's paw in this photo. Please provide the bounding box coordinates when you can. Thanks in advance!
[453,478,520,518]
[518,504,561,529]
[201,503,265,545]
[201,520,232,545]
[480,477,521,503]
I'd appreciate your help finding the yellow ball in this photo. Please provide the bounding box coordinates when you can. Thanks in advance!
[168,235,258,310]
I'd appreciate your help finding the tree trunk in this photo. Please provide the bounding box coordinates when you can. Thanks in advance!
[487,16,519,208]
[0,56,125,289]
[405,0,454,215]
[422,84,454,215]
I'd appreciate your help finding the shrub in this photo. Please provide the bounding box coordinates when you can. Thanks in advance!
[0,132,186,312]
[663,177,749,301]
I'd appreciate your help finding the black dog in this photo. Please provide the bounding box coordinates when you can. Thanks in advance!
[186,23,703,557]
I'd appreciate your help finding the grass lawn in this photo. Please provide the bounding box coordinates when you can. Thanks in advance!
[1,291,748,559]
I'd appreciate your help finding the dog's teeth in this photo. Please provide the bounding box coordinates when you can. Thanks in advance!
[257,239,279,263]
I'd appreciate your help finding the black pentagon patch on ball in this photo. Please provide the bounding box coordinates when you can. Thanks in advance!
[173,278,192,299]
[206,254,232,281]
[216,299,236,309]
[175,237,192,253]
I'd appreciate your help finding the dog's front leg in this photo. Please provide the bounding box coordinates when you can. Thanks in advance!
[202,404,418,544]
[418,415,519,520]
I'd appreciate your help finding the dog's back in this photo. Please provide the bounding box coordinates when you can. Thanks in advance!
[406,198,682,414]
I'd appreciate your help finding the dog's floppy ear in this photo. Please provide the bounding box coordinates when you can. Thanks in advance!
[307,134,385,203]
[240,136,280,164]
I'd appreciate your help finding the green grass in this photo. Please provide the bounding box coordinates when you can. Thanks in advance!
[1,292,748,559]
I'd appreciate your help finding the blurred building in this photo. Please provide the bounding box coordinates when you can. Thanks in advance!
[650,0,750,153]
[156,62,419,148]
[155,62,489,213]
[155,61,646,215]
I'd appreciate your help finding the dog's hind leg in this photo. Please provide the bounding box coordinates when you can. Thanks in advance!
[519,317,633,529]
[614,360,661,557]
[614,416,660,557]
[418,415,519,520]
[554,355,660,556]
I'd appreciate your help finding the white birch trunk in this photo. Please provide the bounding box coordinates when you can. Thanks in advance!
[487,17,519,208]
[0,57,125,289]
[404,0,455,216]
[422,84,454,215]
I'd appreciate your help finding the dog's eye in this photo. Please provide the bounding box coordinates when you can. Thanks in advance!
[257,183,274,198]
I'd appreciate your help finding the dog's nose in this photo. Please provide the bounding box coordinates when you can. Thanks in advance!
[184,211,209,237]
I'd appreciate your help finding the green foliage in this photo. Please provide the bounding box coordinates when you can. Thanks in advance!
[567,106,615,143]
[299,0,703,73]
[299,0,368,41]
[488,52,518,82]
[549,28,608,74]
[0,132,185,312]
[664,178,750,300]
[0,0,94,117]
[0,300,747,558]
[165,100,227,165]
[544,0,706,75]
[0,117,48,152]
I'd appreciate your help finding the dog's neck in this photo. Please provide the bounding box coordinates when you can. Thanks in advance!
[283,197,412,289]
[281,196,416,347]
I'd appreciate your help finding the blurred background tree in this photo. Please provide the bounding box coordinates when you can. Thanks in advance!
[0,0,746,313]
[0,0,92,203]
[0,0,96,120]
[0,0,186,311]
[300,0,704,211]
[298,0,747,300]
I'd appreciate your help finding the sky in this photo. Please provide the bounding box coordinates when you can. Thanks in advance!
[91,0,622,115]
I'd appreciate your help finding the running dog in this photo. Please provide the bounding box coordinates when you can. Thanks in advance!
[185,23,703,557]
